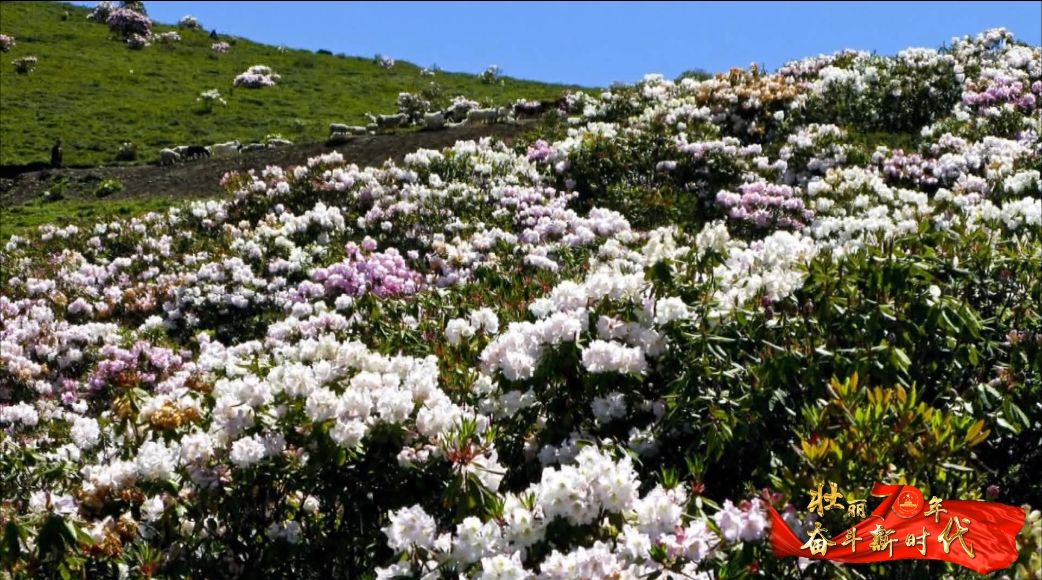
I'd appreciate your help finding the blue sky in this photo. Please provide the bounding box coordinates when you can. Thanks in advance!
[72,1,1041,86]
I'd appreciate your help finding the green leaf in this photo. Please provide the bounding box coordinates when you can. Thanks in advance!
[890,347,911,373]
[995,416,1018,433]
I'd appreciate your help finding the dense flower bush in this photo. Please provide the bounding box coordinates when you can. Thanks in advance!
[1,28,1040,579]
[396,91,432,123]
[106,7,152,38]
[0,33,15,52]
[211,41,230,55]
[233,64,280,88]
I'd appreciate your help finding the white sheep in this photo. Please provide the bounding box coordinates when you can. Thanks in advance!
[211,140,241,157]
[267,138,293,148]
[329,123,350,134]
[242,143,267,153]
[367,113,408,131]
[466,108,499,124]
[422,111,445,130]
[159,148,181,166]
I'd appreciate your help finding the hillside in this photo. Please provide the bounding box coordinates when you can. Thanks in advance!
[1,20,1040,579]
[0,121,534,238]
[0,1,572,167]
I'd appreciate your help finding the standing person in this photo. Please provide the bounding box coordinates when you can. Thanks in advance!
[51,138,63,168]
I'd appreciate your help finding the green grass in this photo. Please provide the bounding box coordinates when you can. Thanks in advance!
[0,1,575,167]
[0,195,197,240]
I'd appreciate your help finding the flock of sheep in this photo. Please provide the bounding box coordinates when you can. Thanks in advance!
[156,99,552,166]
[333,98,548,138]
[157,138,294,166]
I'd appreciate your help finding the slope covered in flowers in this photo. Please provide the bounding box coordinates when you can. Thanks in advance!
[1,28,1041,579]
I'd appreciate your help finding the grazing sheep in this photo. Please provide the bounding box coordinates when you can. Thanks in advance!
[367,113,408,131]
[211,140,241,157]
[348,125,368,135]
[498,106,516,124]
[365,123,378,133]
[466,108,499,125]
[513,100,544,119]
[173,145,190,157]
[422,111,445,131]
[241,143,267,153]
[380,113,407,130]
[266,138,293,148]
[185,145,211,160]
[159,148,181,166]
[329,122,350,134]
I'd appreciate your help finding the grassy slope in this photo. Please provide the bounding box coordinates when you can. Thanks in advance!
[1,195,194,239]
[0,1,572,167]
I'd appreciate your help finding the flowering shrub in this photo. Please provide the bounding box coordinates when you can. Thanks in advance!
[211,41,230,54]
[396,91,431,122]
[480,64,503,85]
[1,28,1040,579]
[714,180,813,230]
[178,15,202,30]
[306,240,422,299]
[93,178,124,198]
[445,95,481,122]
[375,53,395,69]
[120,1,148,15]
[115,141,137,161]
[12,55,36,74]
[124,32,150,50]
[106,7,152,38]
[197,88,227,112]
[233,64,280,88]
[0,33,15,52]
[153,31,181,44]
[86,1,115,23]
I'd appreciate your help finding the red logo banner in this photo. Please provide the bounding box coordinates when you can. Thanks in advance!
[767,483,1026,574]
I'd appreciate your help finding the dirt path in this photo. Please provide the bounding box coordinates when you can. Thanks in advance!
[0,123,531,206]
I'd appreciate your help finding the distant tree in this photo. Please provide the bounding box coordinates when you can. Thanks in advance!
[119,1,147,15]
[676,68,712,81]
